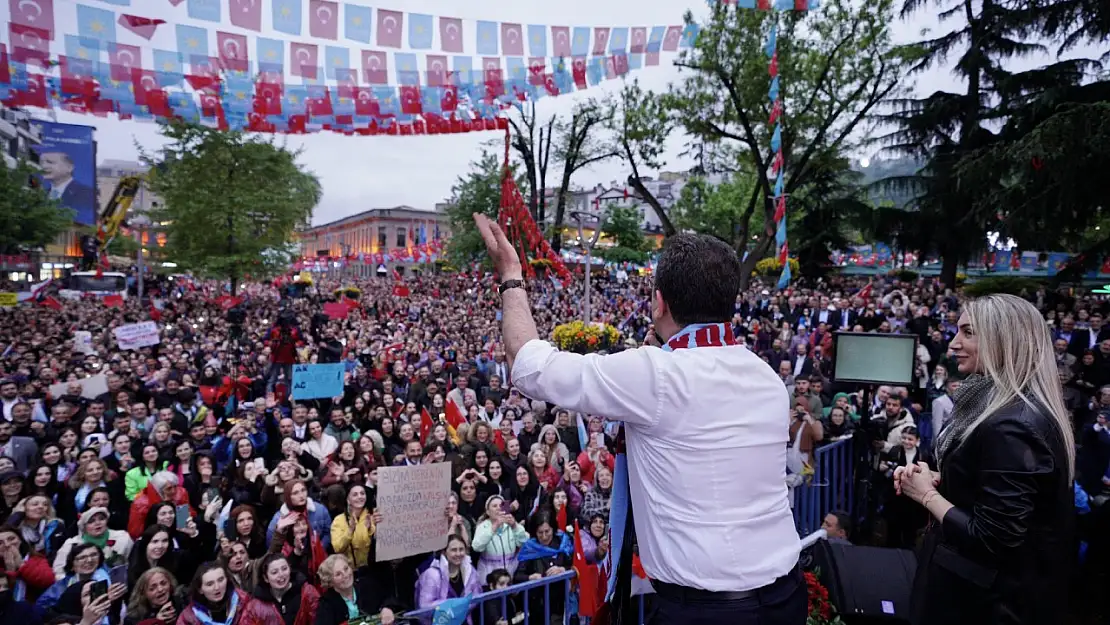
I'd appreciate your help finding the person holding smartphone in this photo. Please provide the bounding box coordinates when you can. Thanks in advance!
[471,496,529,582]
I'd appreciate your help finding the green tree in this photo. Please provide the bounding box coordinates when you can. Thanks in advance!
[143,120,320,294]
[0,160,72,254]
[444,150,503,268]
[671,173,760,242]
[606,82,678,236]
[507,101,555,225]
[668,0,907,286]
[601,203,649,253]
[549,100,618,251]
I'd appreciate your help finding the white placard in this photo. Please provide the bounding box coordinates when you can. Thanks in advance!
[375,463,452,562]
[50,373,108,400]
[113,321,161,350]
[73,331,95,355]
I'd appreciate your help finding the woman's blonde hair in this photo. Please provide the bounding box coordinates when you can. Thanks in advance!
[959,294,1075,480]
[127,567,179,619]
[317,553,352,589]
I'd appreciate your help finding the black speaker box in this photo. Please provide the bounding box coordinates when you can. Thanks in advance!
[812,540,916,625]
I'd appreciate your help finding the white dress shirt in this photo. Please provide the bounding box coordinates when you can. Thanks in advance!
[512,339,800,592]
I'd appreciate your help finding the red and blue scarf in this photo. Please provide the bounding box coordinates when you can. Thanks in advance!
[603,322,736,624]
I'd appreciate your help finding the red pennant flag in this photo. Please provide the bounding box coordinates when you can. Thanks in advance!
[39,296,62,311]
[228,0,262,31]
[322,302,348,319]
[573,521,602,618]
[118,14,165,40]
[419,407,434,445]
[556,504,568,533]
[309,0,339,40]
[444,400,465,430]
[103,295,123,308]
[392,284,410,297]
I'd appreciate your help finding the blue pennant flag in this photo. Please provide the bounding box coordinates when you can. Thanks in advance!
[552,57,574,93]
[64,36,101,68]
[452,56,474,86]
[776,214,787,247]
[571,26,590,56]
[373,86,399,117]
[769,75,780,102]
[528,25,547,57]
[344,3,372,43]
[409,14,433,49]
[283,86,308,115]
[777,261,792,290]
[421,86,442,115]
[775,0,795,9]
[324,46,350,79]
[628,53,643,71]
[609,27,629,52]
[506,57,526,82]
[764,22,778,58]
[738,0,757,7]
[770,124,782,153]
[774,171,784,198]
[176,24,209,65]
[187,0,220,22]
[680,23,701,48]
[395,53,419,85]
[517,532,573,562]
[77,4,117,42]
[272,0,302,36]
[432,597,471,625]
[257,38,284,72]
[477,21,499,55]
[646,26,665,53]
[153,50,183,86]
[586,57,606,85]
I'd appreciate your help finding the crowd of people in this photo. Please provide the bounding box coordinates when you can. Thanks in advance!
[0,267,1105,624]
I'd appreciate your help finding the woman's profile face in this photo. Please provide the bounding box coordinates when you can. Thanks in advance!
[950,312,980,374]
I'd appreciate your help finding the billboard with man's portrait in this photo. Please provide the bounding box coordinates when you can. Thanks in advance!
[30,121,97,225]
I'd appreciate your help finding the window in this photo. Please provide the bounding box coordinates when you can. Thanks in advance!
[396,228,406,248]
[377,227,387,248]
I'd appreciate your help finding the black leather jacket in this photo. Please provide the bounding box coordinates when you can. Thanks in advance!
[910,400,1074,625]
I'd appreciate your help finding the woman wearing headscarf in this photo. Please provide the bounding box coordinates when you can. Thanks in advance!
[528,425,570,475]
[176,562,253,625]
[506,466,541,524]
[52,508,133,581]
[896,294,1076,625]
[124,567,187,625]
[579,514,609,564]
[240,553,320,625]
[315,554,400,625]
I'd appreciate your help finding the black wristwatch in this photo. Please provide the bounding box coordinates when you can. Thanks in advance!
[498,279,525,295]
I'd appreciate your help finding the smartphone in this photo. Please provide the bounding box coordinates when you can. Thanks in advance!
[175,504,191,529]
[109,564,128,587]
[500,499,511,515]
[253,457,265,471]
[89,580,108,602]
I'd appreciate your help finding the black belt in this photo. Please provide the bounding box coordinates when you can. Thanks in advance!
[652,564,800,602]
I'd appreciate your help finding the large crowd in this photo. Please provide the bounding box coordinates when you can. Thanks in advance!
[0,268,1105,624]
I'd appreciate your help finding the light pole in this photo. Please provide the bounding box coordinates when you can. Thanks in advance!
[131,213,152,301]
[570,210,602,323]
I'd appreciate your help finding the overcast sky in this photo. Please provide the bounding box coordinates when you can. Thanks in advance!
[36,0,1089,225]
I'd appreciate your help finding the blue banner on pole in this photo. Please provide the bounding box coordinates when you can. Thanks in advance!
[291,363,345,399]
[30,121,97,226]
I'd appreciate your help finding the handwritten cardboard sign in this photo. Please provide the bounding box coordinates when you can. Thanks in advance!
[375,463,452,561]
[290,363,344,400]
[113,321,160,350]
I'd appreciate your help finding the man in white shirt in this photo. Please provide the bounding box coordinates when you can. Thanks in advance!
[473,215,805,624]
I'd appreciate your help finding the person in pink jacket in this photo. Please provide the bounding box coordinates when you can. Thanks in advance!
[415,534,481,621]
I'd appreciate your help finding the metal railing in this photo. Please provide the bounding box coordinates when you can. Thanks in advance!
[793,437,855,535]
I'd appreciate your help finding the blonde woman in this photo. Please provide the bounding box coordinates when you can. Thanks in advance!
[896,294,1075,625]
[315,554,397,625]
[124,567,185,625]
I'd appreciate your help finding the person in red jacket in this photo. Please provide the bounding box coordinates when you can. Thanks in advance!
[177,562,252,625]
[0,526,54,602]
[265,315,303,394]
[241,553,319,625]
[128,472,193,539]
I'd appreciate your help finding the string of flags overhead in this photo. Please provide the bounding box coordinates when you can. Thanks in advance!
[2,0,699,135]
[767,20,789,290]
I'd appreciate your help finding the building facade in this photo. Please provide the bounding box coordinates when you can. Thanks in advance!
[96,159,162,216]
[297,206,450,275]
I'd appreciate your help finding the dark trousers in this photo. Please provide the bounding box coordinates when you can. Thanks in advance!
[648,565,807,625]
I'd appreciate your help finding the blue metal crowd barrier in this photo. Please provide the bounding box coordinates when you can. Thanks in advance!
[404,570,652,624]
[793,437,854,535]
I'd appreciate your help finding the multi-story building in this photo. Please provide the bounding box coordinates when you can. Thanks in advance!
[96,159,162,216]
[297,205,450,276]
[0,103,41,169]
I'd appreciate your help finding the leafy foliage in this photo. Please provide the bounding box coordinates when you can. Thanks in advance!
[671,173,759,243]
[0,159,72,254]
[601,203,649,252]
[606,81,677,235]
[143,121,320,293]
[962,276,1042,298]
[444,150,503,268]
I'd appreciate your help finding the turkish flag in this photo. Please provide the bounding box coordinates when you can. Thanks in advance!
[361,50,388,84]
[612,54,629,77]
[552,26,571,56]
[354,88,378,116]
[376,9,403,48]
[663,26,683,52]
[290,42,318,78]
[440,85,458,112]
[439,17,463,53]
[228,0,261,31]
[399,85,422,115]
[426,55,448,87]
[444,400,465,430]
[323,302,348,319]
[9,0,54,37]
[108,43,141,81]
[118,14,165,39]
[392,284,410,297]
[528,58,546,85]
[308,0,338,40]
[103,295,123,308]
[419,407,433,445]
[571,57,588,89]
[592,27,610,55]
[557,505,567,533]
[501,23,524,56]
[573,521,603,618]
[630,27,647,53]
[217,32,249,72]
[131,69,162,106]
[8,23,49,66]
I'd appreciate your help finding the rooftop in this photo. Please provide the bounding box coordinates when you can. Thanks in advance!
[305,205,443,231]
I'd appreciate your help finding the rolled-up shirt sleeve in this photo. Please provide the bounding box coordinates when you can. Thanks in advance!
[511,339,661,427]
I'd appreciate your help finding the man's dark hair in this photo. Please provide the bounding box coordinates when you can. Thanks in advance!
[654,233,742,326]
[829,510,853,538]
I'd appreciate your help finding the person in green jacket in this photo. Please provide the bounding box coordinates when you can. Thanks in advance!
[125,443,169,501]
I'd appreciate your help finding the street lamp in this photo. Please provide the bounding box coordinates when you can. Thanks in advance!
[570,209,603,323]
[130,213,152,300]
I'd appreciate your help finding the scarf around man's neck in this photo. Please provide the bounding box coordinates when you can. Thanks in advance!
[603,322,736,625]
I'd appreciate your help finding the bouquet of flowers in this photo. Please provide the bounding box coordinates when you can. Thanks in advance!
[805,570,843,625]
[552,321,621,354]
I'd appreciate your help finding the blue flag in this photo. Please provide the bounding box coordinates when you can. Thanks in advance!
[257,38,284,72]
[324,46,350,79]
[432,597,471,625]
[344,3,372,43]
[777,261,792,290]
[770,123,782,153]
[680,24,701,48]
[765,23,778,58]
[528,25,548,57]
[452,56,474,86]
[769,76,780,103]
[517,532,573,562]
[176,24,209,65]
[77,4,116,42]
[409,14,433,49]
[571,27,590,56]
[187,0,220,23]
[476,21,499,55]
[776,214,787,247]
[506,57,526,82]
[646,26,665,53]
[64,36,101,68]
[609,27,629,52]
[272,0,302,36]
[395,53,419,86]
[153,50,183,86]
